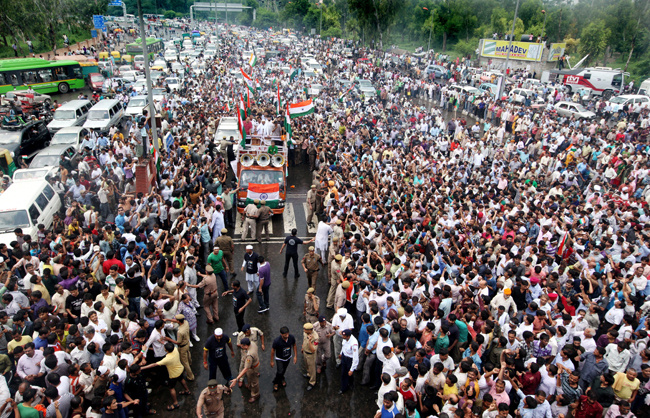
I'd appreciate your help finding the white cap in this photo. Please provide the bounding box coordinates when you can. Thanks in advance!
[245,245,253,250]
[98,366,109,375]
[93,245,100,252]
[337,308,347,317]
[214,328,223,336]
[594,185,601,191]
[0,256,5,263]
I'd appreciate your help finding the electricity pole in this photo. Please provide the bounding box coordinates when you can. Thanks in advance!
[498,0,520,99]
[137,0,159,156]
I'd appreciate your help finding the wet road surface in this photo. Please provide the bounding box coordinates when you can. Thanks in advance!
[149,164,379,418]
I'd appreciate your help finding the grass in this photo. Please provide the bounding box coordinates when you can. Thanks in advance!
[0,27,93,59]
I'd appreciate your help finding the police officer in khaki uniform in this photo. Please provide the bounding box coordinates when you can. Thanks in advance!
[196,379,231,418]
[332,219,344,243]
[214,229,235,274]
[301,323,318,390]
[236,324,265,387]
[255,200,272,242]
[190,265,220,324]
[313,316,335,373]
[303,287,320,324]
[242,199,259,241]
[327,254,343,309]
[306,185,317,228]
[301,246,322,288]
[175,314,194,380]
[230,338,260,403]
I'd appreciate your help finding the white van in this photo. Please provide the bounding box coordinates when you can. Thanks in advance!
[125,95,151,117]
[133,55,145,70]
[215,117,240,143]
[639,78,650,96]
[0,179,61,246]
[47,100,92,132]
[83,99,125,133]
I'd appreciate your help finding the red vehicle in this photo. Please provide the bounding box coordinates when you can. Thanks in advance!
[87,73,106,92]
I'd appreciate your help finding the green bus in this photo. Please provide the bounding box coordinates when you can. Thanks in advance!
[0,58,84,94]
[125,38,164,60]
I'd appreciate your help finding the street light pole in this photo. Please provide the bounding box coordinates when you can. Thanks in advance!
[136,0,159,156]
[423,7,433,53]
[498,0,520,99]
[541,10,547,41]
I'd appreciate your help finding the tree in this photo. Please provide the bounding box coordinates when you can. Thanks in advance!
[348,0,399,50]
[579,19,610,65]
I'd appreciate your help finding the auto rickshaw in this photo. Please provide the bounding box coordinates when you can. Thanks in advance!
[98,52,109,61]
[121,54,133,65]
[0,149,17,177]
[111,51,121,61]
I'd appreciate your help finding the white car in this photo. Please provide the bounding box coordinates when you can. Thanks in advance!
[151,88,166,103]
[153,58,167,68]
[554,101,596,119]
[50,127,89,151]
[164,50,178,62]
[166,77,181,92]
[121,70,143,82]
[132,79,147,93]
[509,88,544,105]
[606,94,650,109]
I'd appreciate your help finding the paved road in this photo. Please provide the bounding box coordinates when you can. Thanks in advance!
[148,164,378,418]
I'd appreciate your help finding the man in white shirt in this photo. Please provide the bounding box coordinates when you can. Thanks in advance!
[339,329,359,394]
[331,308,353,367]
[380,346,401,378]
[16,343,44,383]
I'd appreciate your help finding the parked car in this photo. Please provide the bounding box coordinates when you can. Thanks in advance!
[0,120,51,159]
[5,90,51,105]
[50,127,89,151]
[554,101,596,119]
[29,145,78,170]
[509,88,544,105]
[425,64,446,78]
[87,73,106,92]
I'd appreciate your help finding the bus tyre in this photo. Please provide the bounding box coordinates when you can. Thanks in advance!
[58,83,70,94]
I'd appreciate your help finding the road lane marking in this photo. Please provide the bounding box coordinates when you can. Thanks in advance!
[303,203,316,234]
[283,202,297,234]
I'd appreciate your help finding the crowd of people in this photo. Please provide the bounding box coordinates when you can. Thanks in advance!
[0,17,649,418]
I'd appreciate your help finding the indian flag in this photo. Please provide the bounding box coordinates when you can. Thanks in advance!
[289,68,298,82]
[151,147,161,173]
[241,68,255,94]
[284,104,292,141]
[289,99,314,118]
[276,84,282,115]
[339,85,354,102]
[246,183,280,208]
[255,78,262,92]
[249,50,257,67]
[238,94,247,149]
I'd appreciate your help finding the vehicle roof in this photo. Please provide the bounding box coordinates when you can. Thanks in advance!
[90,99,121,109]
[0,180,50,211]
[613,94,647,99]
[33,145,73,157]
[0,58,79,70]
[53,127,87,134]
[56,100,91,110]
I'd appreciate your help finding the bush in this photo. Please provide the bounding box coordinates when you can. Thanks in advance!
[455,38,479,57]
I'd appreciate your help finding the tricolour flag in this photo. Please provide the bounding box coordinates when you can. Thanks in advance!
[249,50,257,67]
[238,94,247,149]
[151,147,161,173]
[246,183,280,208]
[241,68,255,94]
[276,84,282,115]
[289,99,315,118]
[255,78,262,92]
[289,68,298,82]
[339,85,355,102]
[557,231,569,258]
[284,104,292,142]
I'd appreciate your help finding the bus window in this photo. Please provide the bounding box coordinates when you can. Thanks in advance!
[10,73,20,86]
[69,66,83,79]
[0,74,6,85]
[54,67,66,80]
[23,71,37,84]
[38,69,53,82]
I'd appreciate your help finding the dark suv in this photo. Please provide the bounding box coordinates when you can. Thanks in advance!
[0,120,51,159]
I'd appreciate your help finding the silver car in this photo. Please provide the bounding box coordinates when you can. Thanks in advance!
[554,101,596,119]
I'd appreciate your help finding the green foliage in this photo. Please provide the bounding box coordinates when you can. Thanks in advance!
[455,37,478,56]
[164,10,177,19]
[579,20,611,65]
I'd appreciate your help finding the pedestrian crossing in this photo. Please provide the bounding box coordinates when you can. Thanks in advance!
[231,202,315,242]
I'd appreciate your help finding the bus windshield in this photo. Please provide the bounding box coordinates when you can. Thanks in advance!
[240,170,285,190]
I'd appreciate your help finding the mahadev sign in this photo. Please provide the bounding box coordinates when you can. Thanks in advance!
[481,40,543,61]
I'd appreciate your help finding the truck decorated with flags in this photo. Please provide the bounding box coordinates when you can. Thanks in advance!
[235,134,288,214]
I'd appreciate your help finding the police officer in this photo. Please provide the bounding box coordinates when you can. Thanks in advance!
[190,265,220,324]
[303,288,320,324]
[175,314,194,381]
[214,229,235,275]
[196,379,231,418]
[313,315,335,374]
[301,323,318,391]
[256,200,272,242]
[306,185,317,228]
[203,328,235,383]
[302,246,322,289]
[242,199,259,241]
[230,337,260,403]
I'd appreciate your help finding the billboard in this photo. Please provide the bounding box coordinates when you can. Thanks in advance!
[480,40,543,61]
[547,43,567,62]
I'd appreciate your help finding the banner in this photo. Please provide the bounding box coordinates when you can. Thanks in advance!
[547,43,567,62]
[480,39,543,61]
